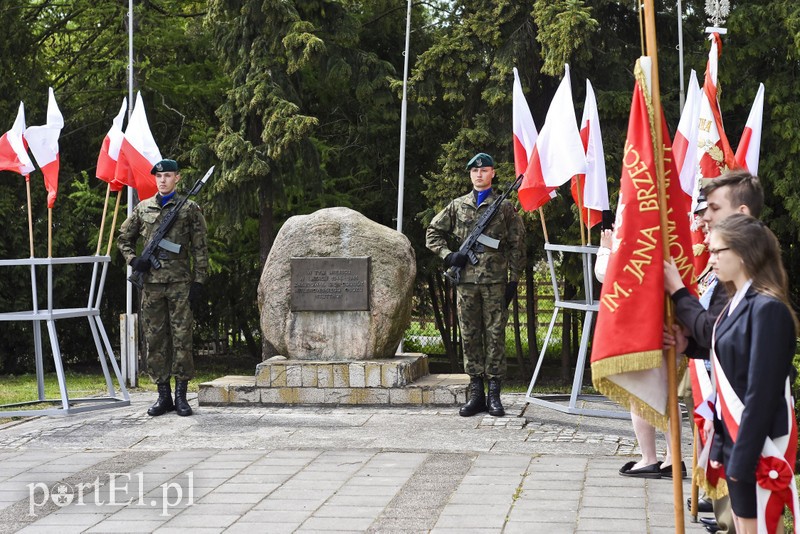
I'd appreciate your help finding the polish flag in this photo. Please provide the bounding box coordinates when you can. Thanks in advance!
[24,88,64,208]
[734,83,765,174]
[570,79,609,228]
[512,67,538,175]
[689,33,737,275]
[513,67,555,210]
[519,64,587,211]
[114,92,161,200]
[673,70,702,199]
[0,102,35,178]
[96,98,127,191]
[697,33,736,177]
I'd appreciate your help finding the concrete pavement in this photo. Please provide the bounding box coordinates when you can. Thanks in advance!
[0,392,708,533]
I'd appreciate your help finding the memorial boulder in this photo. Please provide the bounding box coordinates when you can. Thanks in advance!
[258,207,416,360]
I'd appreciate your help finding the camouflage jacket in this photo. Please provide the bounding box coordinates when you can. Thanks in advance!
[117,194,209,284]
[426,189,525,284]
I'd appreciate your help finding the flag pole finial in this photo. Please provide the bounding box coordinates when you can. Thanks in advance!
[705,0,730,27]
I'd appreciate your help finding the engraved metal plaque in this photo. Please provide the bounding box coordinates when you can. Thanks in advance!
[290,257,370,311]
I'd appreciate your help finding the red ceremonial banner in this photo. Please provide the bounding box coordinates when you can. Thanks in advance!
[590,58,695,430]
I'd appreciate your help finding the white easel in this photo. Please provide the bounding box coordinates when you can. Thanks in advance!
[0,255,129,416]
[525,243,628,419]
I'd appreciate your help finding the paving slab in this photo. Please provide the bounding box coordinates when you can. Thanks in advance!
[0,392,708,533]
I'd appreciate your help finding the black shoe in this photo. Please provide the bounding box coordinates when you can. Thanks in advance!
[660,461,687,479]
[147,382,175,416]
[486,377,505,417]
[687,497,714,513]
[704,524,720,534]
[459,376,487,417]
[619,461,662,479]
[174,379,193,417]
[699,518,718,528]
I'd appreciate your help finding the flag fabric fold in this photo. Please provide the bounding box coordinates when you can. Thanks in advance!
[96,98,128,191]
[519,64,587,211]
[571,79,609,228]
[0,102,35,178]
[114,92,161,200]
[590,57,696,430]
[673,70,702,200]
[24,88,64,208]
[734,83,765,175]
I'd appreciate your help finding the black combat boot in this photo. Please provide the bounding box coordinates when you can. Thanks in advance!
[459,376,487,417]
[486,377,505,417]
[174,379,193,417]
[147,381,175,416]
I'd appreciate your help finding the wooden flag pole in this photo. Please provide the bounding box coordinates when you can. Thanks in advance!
[587,212,592,246]
[537,207,550,243]
[96,184,111,256]
[26,180,35,258]
[643,0,685,532]
[575,181,586,245]
[690,425,699,521]
[105,189,123,256]
[47,208,52,258]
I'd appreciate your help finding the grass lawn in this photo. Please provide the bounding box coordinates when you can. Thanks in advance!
[0,355,262,413]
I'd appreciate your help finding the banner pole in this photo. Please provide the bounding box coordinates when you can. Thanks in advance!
[690,425,699,521]
[47,208,52,258]
[105,190,123,256]
[26,179,35,258]
[575,181,586,245]
[643,0,685,532]
[537,207,549,243]
[96,183,111,256]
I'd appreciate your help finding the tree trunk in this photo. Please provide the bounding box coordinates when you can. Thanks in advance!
[525,264,537,372]
[512,296,528,381]
[258,178,274,266]
[428,273,454,366]
[560,277,575,383]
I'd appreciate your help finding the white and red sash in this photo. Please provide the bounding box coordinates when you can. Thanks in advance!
[711,315,799,533]
[688,273,726,495]
[690,356,726,495]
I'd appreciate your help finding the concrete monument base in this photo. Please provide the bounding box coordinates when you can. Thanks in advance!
[198,353,468,407]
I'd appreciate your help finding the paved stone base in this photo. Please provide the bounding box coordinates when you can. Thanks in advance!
[199,354,469,407]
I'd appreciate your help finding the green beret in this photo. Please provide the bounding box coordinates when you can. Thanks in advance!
[466,153,494,170]
[151,159,179,174]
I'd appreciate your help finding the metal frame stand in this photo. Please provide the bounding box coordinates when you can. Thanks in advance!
[0,255,130,417]
[525,243,628,419]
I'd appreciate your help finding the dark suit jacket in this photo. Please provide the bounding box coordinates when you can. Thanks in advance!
[672,283,730,357]
[710,289,796,483]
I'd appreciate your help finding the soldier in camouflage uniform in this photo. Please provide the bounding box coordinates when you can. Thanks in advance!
[118,159,209,417]
[426,153,525,417]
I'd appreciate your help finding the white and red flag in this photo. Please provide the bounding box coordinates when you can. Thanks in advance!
[512,67,538,176]
[96,98,128,191]
[24,88,64,208]
[0,102,35,178]
[570,79,609,228]
[691,32,737,273]
[590,57,696,429]
[519,64,587,211]
[673,70,702,200]
[734,83,765,174]
[114,92,161,200]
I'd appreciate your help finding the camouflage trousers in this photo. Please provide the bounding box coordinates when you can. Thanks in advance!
[456,282,508,379]
[141,282,194,383]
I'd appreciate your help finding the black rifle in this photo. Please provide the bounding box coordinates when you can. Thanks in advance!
[444,174,524,284]
[128,166,215,290]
